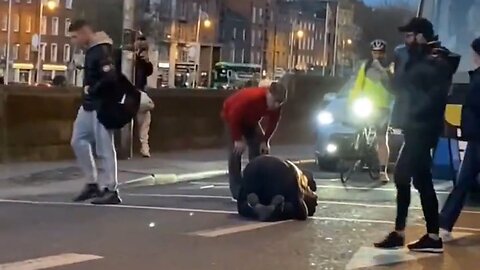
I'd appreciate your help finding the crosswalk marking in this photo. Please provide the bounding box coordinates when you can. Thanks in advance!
[0,253,103,270]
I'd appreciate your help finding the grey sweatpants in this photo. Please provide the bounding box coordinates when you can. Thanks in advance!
[71,107,118,190]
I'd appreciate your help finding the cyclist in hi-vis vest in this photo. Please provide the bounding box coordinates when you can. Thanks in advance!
[348,39,394,182]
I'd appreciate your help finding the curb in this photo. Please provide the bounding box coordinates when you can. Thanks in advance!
[120,159,315,188]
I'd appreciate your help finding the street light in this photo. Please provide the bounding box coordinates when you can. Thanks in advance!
[289,28,305,72]
[347,39,352,45]
[36,0,58,84]
[193,7,211,88]
[296,30,305,39]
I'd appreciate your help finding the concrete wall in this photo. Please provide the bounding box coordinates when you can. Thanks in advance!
[0,75,347,163]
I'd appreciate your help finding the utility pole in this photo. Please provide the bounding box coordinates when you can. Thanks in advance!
[332,2,340,77]
[5,0,12,84]
[321,1,330,76]
[118,0,135,159]
[168,0,177,88]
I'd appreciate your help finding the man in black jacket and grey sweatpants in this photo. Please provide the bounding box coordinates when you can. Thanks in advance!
[375,18,460,253]
[69,20,121,205]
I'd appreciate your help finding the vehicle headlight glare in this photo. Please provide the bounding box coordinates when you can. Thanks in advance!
[318,111,334,125]
[326,143,338,153]
[353,97,373,119]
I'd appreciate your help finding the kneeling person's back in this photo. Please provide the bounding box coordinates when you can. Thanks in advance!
[237,155,318,221]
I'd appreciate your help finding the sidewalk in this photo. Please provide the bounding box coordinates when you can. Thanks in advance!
[0,144,314,197]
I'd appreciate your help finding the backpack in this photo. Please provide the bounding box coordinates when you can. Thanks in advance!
[97,47,141,130]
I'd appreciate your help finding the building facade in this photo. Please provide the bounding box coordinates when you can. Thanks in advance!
[0,0,74,84]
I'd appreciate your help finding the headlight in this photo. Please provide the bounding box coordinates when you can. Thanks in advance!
[352,97,373,119]
[317,111,334,125]
[326,143,338,154]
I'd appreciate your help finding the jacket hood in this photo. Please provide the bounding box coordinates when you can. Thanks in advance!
[88,31,113,50]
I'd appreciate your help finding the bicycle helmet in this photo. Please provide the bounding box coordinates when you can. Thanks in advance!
[370,39,387,51]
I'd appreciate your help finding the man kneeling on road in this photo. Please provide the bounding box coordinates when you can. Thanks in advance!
[237,155,318,221]
[222,82,288,200]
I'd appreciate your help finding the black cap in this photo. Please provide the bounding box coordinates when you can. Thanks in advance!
[398,17,434,40]
[472,37,480,55]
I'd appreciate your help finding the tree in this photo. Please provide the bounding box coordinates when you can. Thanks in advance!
[353,0,415,61]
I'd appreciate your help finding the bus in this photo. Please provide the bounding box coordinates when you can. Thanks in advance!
[419,0,476,84]
[212,62,261,89]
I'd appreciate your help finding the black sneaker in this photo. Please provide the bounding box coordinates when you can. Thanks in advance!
[374,232,405,249]
[253,195,285,222]
[407,234,443,253]
[91,189,122,205]
[73,183,102,202]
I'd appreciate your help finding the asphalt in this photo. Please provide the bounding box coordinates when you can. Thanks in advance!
[1,166,480,270]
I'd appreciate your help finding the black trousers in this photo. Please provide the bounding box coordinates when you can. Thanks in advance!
[226,124,263,200]
[394,131,439,234]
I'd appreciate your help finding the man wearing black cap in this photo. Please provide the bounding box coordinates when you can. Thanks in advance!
[374,17,460,253]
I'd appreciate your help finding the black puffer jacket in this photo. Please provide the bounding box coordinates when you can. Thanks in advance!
[237,155,318,220]
[397,43,460,143]
[461,68,480,142]
[82,32,117,111]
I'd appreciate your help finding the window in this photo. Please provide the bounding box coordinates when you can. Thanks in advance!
[52,17,59,35]
[51,43,58,62]
[64,44,71,62]
[241,49,245,63]
[13,14,19,32]
[41,16,47,35]
[233,27,237,40]
[251,51,254,63]
[66,0,73,9]
[65,18,71,36]
[25,16,32,33]
[259,8,263,20]
[252,7,256,23]
[1,14,6,31]
[258,30,261,41]
[25,44,31,61]
[231,48,235,62]
[12,44,19,60]
[257,52,261,64]
[40,43,46,61]
[27,0,32,3]
[251,30,255,46]
[242,29,246,41]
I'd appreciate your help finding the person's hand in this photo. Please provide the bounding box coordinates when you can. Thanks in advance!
[83,85,90,95]
[233,140,246,155]
[260,141,270,155]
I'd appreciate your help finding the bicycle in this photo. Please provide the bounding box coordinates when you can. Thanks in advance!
[338,125,380,184]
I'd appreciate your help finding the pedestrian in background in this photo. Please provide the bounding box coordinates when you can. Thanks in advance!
[439,37,480,241]
[69,20,121,205]
[134,35,154,158]
[375,17,460,253]
[222,82,287,200]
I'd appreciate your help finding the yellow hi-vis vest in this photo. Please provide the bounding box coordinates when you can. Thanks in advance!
[349,63,392,109]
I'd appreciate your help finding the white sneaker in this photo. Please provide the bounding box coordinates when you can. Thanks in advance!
[380,172,390,183]
[440,228,454,243]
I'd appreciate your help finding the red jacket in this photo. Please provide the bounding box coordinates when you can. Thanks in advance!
[222,87,281,142]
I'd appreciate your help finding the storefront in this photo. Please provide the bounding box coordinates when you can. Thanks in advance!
[12,63,67,84]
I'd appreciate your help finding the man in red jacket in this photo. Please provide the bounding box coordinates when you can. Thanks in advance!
[222,82,288,200]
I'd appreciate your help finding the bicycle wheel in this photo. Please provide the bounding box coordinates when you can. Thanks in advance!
[340,159,360,184]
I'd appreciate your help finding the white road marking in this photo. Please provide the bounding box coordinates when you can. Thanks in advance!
[0,253,103,270]
[190,221,291,237]
[123,193,480,215]
[2,198,480,233]
[0,199,236,215]
[316,184,452,195]
[199,185,215,189]
[345,247,437,270]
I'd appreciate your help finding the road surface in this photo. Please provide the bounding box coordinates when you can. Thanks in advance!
[1,165,479,270]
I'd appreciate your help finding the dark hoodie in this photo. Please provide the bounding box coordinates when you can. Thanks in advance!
[400,42,460,143]
[82,32,117,111]
[237,155,318,221]
[461,67,480,141]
